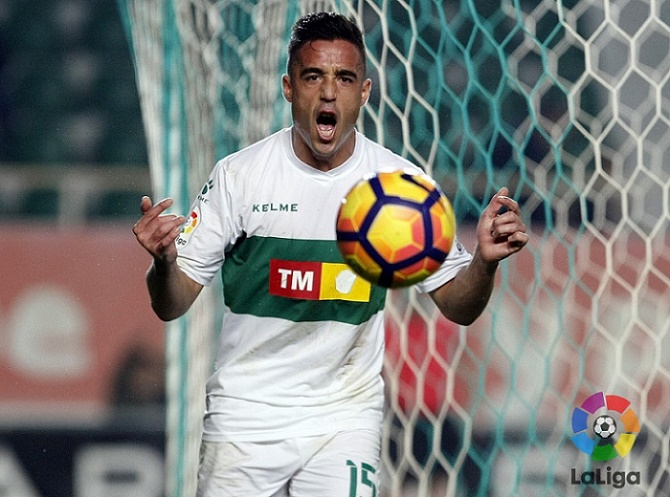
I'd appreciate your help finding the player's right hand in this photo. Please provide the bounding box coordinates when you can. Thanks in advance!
[132,196,186,263]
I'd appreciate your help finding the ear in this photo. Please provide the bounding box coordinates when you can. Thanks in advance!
[361,78,372,106]
[282,74,292,102]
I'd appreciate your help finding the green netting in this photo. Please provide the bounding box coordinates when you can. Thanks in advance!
[118,1,670,496]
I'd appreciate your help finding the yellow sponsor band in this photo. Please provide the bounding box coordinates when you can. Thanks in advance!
[319,262,371,302]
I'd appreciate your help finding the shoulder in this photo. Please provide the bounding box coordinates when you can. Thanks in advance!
[206,129,292,202]
[207,129,290,193]
[214,129,288,173]
[216,128,290,175]
[356,131,422,173]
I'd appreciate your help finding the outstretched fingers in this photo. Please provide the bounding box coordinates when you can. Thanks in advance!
[490,196,524,238]
[138,196,174,220]
[133,196,186,260]
[478,188,528,262]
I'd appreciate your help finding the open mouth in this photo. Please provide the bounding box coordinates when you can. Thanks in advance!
[316,111,337,140]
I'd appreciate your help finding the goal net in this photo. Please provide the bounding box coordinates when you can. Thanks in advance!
[118,0,670,496]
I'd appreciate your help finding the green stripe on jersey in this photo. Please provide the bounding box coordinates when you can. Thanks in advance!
[222,236,386,324]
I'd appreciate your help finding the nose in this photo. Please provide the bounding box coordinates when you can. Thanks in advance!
[320,77,336,101]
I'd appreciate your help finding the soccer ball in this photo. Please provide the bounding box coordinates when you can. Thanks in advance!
[593,415,617,439]
[336,169,456,288]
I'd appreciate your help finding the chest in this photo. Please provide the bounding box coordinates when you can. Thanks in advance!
[239,174,357,241]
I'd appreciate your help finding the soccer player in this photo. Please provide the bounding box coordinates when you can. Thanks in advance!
[133,11,527,497]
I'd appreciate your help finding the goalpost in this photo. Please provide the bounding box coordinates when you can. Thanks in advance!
[118,1,670,496]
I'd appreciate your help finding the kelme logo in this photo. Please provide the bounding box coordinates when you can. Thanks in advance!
[571,391,640,461]
[197,179,214,203]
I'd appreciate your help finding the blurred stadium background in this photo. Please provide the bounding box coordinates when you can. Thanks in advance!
[0,1,166,495]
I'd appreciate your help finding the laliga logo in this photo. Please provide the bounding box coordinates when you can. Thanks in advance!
[571,391,640,461]
[176,206,200,246]
[182,209,199,235]
[570,392,641,489]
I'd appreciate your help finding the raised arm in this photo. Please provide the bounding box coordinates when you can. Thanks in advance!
[430,187,528,325]
[133,196,203,321]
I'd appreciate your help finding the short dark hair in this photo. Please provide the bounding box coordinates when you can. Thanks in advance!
[287,12,366,75]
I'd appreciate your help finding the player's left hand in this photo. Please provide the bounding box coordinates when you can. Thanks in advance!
[476,187,528,263]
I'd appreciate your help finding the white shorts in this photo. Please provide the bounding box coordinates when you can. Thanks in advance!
[196,429,381,497]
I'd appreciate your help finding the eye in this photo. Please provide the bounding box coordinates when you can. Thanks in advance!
[337,72,358,85]
[304,73,321,82]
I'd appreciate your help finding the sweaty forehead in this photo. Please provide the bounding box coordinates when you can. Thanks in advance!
[294,39,365,73]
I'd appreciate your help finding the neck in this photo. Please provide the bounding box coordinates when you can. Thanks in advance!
[290,128,356,172]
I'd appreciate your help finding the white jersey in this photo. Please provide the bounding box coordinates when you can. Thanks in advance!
[176,127,472,442]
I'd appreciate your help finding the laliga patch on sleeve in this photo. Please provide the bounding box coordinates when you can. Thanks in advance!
[176,204,201,247]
